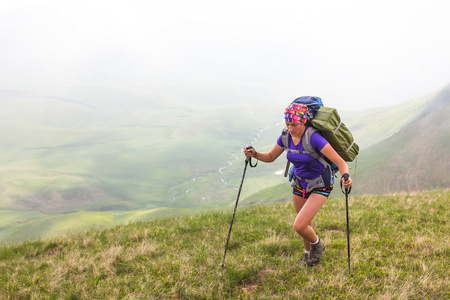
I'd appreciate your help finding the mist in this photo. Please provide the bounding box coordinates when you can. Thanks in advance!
[1,0,449,111]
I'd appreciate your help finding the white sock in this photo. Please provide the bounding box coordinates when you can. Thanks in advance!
[305,250,310,255]
[311,236,320,245]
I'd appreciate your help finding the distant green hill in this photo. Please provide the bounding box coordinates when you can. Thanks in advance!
[0,207,204,244]
[0,92,284,214]
[354,84,450,195]
[341,90,434,149]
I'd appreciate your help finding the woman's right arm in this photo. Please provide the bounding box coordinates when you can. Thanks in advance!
[243,144,284,163]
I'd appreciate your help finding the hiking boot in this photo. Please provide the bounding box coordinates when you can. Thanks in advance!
[299,252,309,265]
[306,238,325,266]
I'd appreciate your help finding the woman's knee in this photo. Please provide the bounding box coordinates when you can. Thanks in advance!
[293,219,308,234]
[293,216,313,234]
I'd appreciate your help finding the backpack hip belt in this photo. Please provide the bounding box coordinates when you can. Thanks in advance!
[290,165,334,193]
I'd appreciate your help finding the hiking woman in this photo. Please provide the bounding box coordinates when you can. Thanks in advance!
[243,102,353,266]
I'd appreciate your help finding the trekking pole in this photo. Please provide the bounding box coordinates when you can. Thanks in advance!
[341,173,352,274]
[220,146,255,268]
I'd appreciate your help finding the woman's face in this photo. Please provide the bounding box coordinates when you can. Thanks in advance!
[285,121,304,136]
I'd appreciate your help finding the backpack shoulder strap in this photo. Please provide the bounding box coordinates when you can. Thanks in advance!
[302,127,319,158]
[282,127,308,155]
[302,127,330,169]
[282,128,291,177]
[281,127,290,149]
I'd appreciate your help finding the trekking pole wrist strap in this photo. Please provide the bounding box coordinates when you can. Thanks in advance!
[250,150,258,168]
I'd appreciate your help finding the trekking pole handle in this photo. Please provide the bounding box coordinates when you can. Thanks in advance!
[341,173,351,194]
[245,146,254,162]
[342,173,349,182]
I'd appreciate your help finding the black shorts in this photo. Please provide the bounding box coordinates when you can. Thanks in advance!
[293,184,333,199]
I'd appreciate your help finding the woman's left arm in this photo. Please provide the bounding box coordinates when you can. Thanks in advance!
[320,144,353,188]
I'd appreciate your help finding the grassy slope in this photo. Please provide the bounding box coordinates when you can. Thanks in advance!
[0,189,448,299]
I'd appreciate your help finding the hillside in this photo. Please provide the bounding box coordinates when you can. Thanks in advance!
[0,88,288,243]
[0,88,286,214]
[341,89,435,149]
[0,190,448,299]
[354,84,450,195]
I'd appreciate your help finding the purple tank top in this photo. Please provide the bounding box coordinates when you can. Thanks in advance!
[277,127,329,188]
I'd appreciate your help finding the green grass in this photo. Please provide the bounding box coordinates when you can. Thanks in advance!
[0,189,448,299]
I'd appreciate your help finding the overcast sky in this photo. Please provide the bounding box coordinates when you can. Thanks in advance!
[1,0,449,110]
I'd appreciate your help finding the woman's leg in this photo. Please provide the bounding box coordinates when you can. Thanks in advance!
[293,193,327,243]
[292,194,313,251]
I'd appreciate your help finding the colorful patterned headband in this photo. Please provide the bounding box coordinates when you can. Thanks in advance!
[284,103,309,124]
